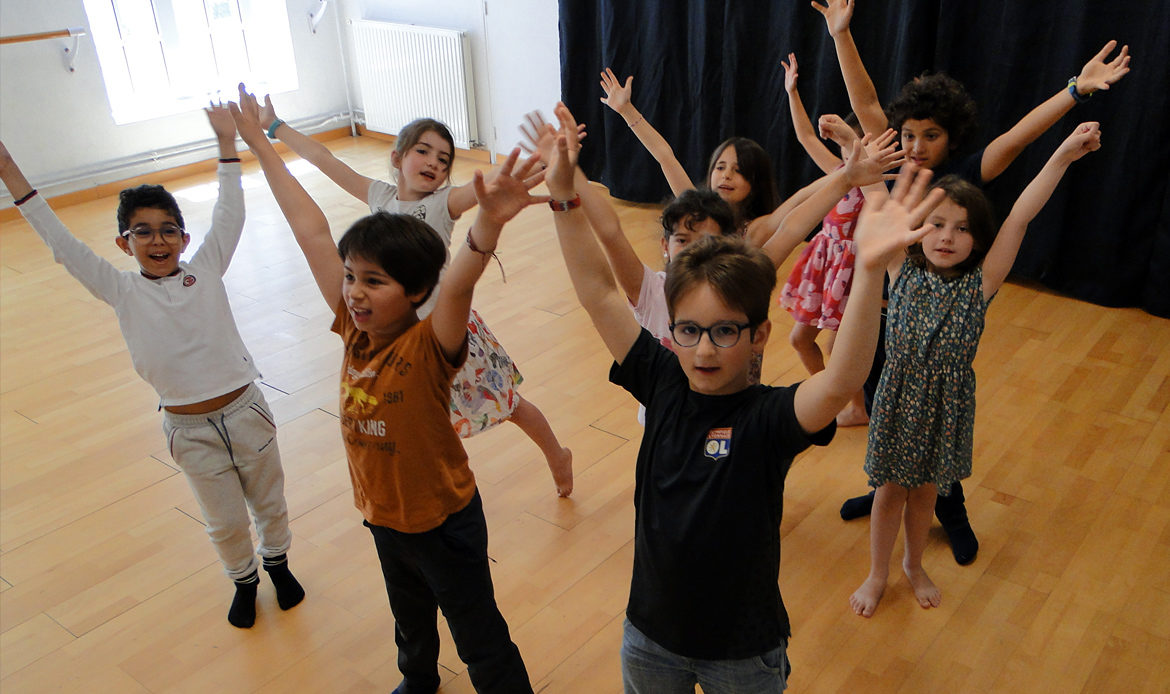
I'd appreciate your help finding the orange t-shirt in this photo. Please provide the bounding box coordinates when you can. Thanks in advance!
[332,307,474,532]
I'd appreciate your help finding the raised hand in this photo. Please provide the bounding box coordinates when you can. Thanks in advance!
[818,113,859,148]
[204,100,237,141]
[852,166,944,270]
[229,83,267,145]
[1075,40,1131,94]
[811,0,854,37]
[257,93,280,131]
[782,52,800,94]
[518,110,586,163]
[841,130,904,187]
[472,148,546,227]
[546,102,583,198]
[1056,121,1102,163]
[599,68,634,114]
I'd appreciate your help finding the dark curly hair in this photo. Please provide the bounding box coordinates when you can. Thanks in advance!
[660,189,737,240]
[337,211,446,308]
[705,137,780,228]
[887,73,979,154]
[907,175,996,276]
[116,185,184,235]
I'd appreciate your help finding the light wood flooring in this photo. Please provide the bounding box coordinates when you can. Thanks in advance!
[1,135,1168,693]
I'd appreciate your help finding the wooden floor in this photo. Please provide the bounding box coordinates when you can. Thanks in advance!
[1,135,1168,693]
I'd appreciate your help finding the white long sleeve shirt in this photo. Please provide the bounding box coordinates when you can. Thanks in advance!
[17,163,260,406]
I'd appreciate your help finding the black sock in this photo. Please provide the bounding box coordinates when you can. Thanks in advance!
[840,490,876,520]
[228,572,259,628]
[935,482,978,565]
[944,522,979,565]
[263,554,305,610]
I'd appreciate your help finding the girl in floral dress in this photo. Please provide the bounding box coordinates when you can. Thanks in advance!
[849,123,1102,618]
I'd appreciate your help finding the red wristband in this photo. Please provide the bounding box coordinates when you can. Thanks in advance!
[548,195,581,212]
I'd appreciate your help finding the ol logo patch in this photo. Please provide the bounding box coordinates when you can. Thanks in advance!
[703,427,733,461]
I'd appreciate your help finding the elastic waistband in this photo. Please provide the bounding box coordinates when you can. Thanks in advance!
[162,382,262,427]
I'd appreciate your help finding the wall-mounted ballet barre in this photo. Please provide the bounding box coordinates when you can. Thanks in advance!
[0,27,87,73]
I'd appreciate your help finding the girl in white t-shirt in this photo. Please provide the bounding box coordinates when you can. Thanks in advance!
[261,100,573,497]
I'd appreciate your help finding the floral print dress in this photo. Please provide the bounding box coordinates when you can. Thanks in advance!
[864,261,991,492]
[779,186,863,330]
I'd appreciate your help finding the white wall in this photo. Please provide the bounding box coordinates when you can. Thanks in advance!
[0,0,561,200]
[0,0,350,199]
[339,0,561,158]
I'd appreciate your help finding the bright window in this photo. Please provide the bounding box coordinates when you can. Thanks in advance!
[82,0,298,124]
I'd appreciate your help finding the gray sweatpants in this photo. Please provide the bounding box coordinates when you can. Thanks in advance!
[162,383,292,581]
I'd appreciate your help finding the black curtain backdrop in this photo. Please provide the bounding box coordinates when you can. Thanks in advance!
[559,1,1170,317]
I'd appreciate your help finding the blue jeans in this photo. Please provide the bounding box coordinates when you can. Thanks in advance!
[621,619,790,693]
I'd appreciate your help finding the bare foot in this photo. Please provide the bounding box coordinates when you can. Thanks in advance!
[849,576,886,618]
[549,446,573,497]
[836,404,870,428]
[904,563,941,609]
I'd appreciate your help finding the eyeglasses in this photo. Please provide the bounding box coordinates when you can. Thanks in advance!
[121,224,185,241]
[669,321,753,348]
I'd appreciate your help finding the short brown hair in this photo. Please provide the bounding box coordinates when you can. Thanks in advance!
[665,236,776,326]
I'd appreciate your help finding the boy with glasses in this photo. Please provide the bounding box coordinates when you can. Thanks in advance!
[540,103,942,691]
[0,106,303,630]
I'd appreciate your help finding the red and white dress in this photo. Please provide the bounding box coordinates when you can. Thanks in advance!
[779,186,864,330]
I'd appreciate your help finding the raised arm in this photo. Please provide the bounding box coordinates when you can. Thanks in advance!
[0,141,33,201]
[430,148,546,360]
[260,94,375,204]
[979,41,1128,183]
[760,130,903,266]
[600,68,696,196]
[813,0,889,136]
[982,122,1100,299]
[518,111,647,303]
[547,103,642,364]
[232,85,343,310]
[794,167,943,433]
[784,53,843,174]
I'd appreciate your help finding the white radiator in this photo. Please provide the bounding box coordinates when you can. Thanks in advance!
[350,20,479,150]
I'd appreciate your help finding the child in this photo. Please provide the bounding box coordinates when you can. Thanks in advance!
[519,109,902,387]
[259,98,573,497]
[0,108,303,630]
[849,123,1102,618]
[778,52,886,427]
[541,102,943,691]
[229,85,537,693]
[600,67,834,247]
[816,0,1130,563]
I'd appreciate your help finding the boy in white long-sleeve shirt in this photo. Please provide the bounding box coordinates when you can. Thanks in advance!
[0,106,303,629]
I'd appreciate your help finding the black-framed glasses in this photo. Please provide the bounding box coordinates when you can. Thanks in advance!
[669,321,753,348]
[121,224,185,241]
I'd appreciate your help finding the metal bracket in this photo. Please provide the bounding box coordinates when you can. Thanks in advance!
[64,32,82,72]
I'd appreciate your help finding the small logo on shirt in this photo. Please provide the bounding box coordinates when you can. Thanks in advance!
[412,205,426,220]
[182,275,196,287]
[703,427,733,461]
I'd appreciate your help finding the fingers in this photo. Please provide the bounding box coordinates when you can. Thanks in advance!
[907,178,945,229]
[514,150,544,181]
[521,168,547,192]
[496,147,521,180]
[1092,39,1118,63]
[811,0,828,17]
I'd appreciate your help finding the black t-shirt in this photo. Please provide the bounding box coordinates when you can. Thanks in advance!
[937,147,985,185]
[609,330,835,659]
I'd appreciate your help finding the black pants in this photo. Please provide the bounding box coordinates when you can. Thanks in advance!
[365,491,532,694]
